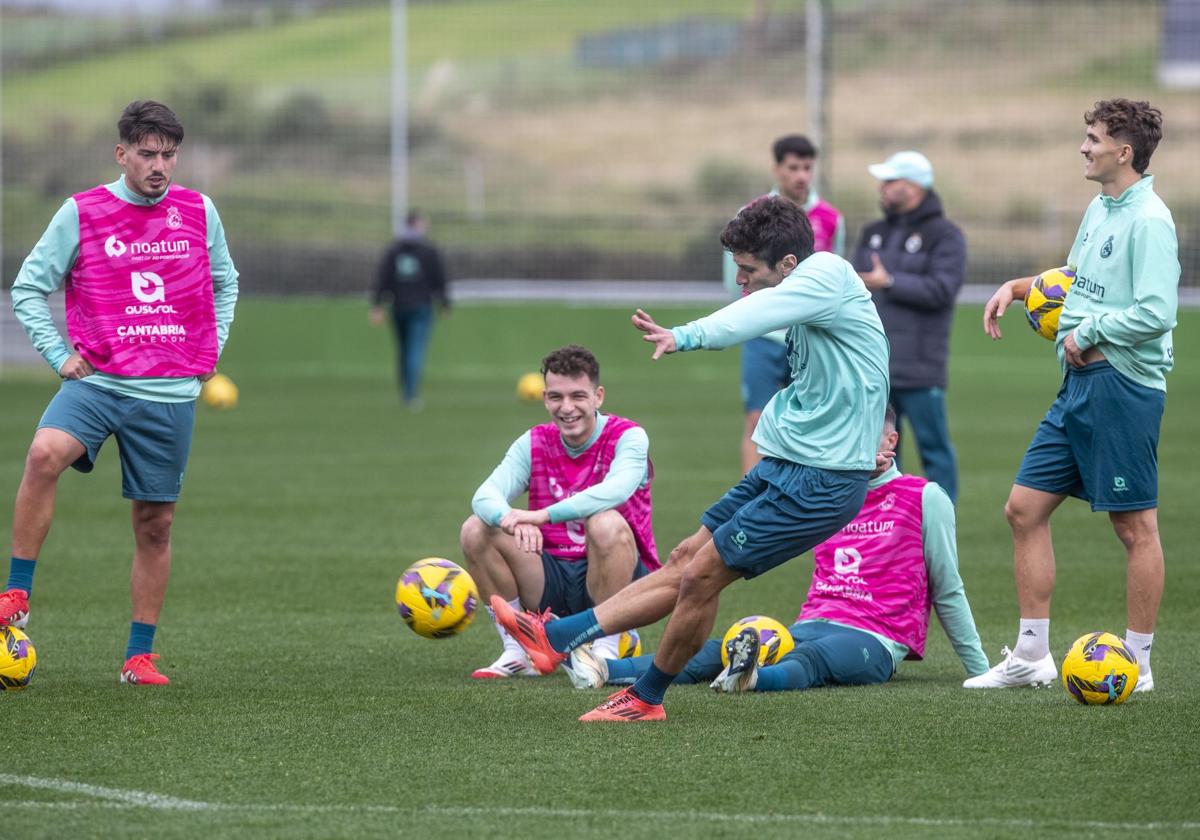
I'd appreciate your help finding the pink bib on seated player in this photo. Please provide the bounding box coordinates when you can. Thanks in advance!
[528,415,659,570]
[67,184,217,378]
[799,474,930,658]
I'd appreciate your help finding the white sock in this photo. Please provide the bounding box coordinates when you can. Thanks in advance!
[591,633,622,661]
[1125,629,1154,674]
[1013,618,1050,660]
[487,598,528,660]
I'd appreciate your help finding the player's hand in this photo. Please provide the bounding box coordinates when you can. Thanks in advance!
[198,369,217,383]
[368,306,385,327]
[59,353,94,380]
[982,281,1017,340]
[510,523,543,554]
[875,449,896,471]
[858,253,893,290]
[1062,331,1086,368]
[501,508,549,530]
[632,308,677,360]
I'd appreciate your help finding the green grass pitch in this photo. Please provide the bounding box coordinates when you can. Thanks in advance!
[1,298,1198,839]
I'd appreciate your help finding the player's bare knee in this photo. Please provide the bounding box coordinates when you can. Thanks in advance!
[459,515,493,554]
[1004,496,1042,532]
[676,557,725,604]
[1110,511,1159,552]
[584,510,633,553]
[24,439,71,481]
[133,508,174,548]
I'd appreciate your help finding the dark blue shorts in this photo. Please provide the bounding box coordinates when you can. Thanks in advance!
[1015,361,1163,511]
[536,552,650,616]
[701,458,870,579]
[38,379,196,502]
[740,336,790,412]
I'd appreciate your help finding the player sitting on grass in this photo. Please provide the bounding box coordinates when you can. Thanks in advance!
[492,195,890,722]
[566,406,989,693]
[461,344,659,678]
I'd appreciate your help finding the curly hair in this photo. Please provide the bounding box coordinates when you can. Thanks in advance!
[541,344,600,386]
[719,195,814,268]
[118,100,184,147]
[1085,98,1163,174]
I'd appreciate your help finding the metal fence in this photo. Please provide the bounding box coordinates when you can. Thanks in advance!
[2,0,1196,297]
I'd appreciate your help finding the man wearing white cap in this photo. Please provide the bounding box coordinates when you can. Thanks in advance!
[851,151,965,503]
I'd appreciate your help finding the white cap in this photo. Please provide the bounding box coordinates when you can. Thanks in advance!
[868,151,934,188]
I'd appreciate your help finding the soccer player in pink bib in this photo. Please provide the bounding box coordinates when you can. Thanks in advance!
[2,101,238,686]
[566,407,989,694]
[460,345,659,678]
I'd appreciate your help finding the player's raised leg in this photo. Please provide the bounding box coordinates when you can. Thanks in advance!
[460,514,542,678]
[580,544,739,721]
[3,429,87,629]
[491,525,709,673]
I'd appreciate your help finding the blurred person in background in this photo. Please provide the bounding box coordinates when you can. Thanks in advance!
[724,134,846,476]
[370,210,450,411]
[2,99,239,686]
[852,151,965,503]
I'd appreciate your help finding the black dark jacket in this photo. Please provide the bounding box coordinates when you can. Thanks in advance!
[851,191,965,390]
[373,234,449,311]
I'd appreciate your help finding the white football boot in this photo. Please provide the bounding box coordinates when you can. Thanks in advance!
[471,648,538,679]
[962,646,1057,688]
[709,627,760,694]
[566,643,609,690]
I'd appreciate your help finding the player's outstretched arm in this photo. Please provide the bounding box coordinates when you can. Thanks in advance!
[631,308,677,360]
[982,276,1035,340]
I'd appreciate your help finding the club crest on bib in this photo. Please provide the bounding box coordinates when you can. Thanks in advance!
[166,205,183,230]
[1100,235,1114,258]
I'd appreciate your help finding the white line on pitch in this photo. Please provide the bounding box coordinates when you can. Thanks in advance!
[2,775,1198,832]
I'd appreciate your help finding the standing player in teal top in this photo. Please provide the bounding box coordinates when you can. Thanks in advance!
[1,100,239,686]
[492,196,890,722]
[970,99,1178,693]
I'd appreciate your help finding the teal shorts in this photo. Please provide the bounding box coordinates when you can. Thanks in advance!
[1015,361,1163,512]
[702,458,870,579]
[38,379,196,502]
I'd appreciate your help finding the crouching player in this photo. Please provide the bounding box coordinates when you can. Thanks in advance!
[568,407,989,692]
[460,345,659,678]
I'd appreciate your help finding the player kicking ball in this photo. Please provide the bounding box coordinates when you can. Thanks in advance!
[565,407,990,696]
[492,196,890,722]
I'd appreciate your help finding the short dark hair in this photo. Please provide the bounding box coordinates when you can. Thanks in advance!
[884,404,898,431]
[1084,98,1163,174]
[118,100,184,146]
[405,209,426,228]
[719,195,814,268]
[541,344,600,386]
[772,134,818,163]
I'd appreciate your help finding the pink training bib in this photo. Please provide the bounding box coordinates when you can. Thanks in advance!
[528,415,660,570]
[799,474,931,658]
[67,184,217,377]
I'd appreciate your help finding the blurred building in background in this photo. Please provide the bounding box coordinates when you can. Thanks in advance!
[2,0,1197,297]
